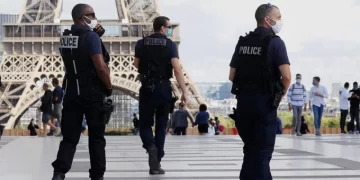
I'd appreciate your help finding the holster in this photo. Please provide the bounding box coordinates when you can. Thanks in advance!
[228,108,237,121]
[231,83,239,95]
[100,99,114,124]
[271,81,285,108]
[169,96,179,113]
[139,74,155,93]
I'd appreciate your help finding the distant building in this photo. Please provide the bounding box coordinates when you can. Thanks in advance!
[331,83,342,99]
[0,13,19,61]
[195,82,234,100]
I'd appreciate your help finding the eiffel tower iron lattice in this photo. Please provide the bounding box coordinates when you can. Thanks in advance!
[0,0,206,129]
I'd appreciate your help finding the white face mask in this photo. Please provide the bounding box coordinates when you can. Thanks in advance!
[296,79,301,84]
[83,16,97,29]
[267,17,283,34]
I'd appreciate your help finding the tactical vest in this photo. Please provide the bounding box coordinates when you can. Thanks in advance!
[138,33,173,80]
[233,31,279,94]
[60,28,110,100]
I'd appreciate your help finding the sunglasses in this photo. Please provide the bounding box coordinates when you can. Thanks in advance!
[165,26,172,29]
[83,12,95,18]
[266,3,273,10]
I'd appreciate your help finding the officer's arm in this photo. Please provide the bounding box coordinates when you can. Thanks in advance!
[187,111,195,124]
[91,54,112,89]
[279,64,291,91]
[134,58,139,69]
[134,40,142,69]
[87,33,112,89]
[229,68,236,82]
[229,40,240,82]
[172,58,187,94]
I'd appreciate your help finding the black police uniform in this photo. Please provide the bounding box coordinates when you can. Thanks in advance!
[232,31,281,180]
[137,33,173,171]
[52,27,110,180]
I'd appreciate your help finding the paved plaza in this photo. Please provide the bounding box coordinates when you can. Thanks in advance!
[2,135,360,179]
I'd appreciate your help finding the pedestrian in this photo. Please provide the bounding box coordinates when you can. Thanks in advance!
[133,113,139,135]
[40,83,58,137]
[50,77,63,136]
[348,82,360,134]
[172,103,194,135]
[339,82,351,134]
[134,16,187,175]
[287,73,307,136]
[51,3,112,180]
[228,3,291,179]
[309,76,328,136]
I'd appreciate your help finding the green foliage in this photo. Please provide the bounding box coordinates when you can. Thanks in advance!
[104,131,132,136]
[218,116,235,128]
[213,111,340,129]
[16,125,28,130]
[325,117,339,128]
[278,111,339,128]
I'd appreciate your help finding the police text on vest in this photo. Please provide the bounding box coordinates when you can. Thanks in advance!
[144,38,167,46]
[239,46,262,55]
[60,36,79,48]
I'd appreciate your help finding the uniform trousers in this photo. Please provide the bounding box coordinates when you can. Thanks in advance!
[139,80,172,162]
[235,93,277,180]
[52,95,106,179]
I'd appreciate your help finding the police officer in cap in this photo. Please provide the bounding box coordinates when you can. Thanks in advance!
[228,3,291,180]
[134,16,187,175]
[52,3,112,180]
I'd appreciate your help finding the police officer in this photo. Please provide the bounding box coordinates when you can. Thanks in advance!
[51,4,112,180]
[134,16,187,175]
[228,3,291,180]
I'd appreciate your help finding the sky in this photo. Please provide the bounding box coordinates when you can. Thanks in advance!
[0,0,360,92]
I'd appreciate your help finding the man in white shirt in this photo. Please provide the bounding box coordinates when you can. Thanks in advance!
[287,74,307,136]
[339,82,351,134]
[309,76,328,136]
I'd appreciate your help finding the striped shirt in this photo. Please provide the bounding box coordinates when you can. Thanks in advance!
[287,83,307,106]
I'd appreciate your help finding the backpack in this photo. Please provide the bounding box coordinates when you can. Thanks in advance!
[292,84,305,91]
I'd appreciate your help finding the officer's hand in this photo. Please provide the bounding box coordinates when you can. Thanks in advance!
[105,88,112,97]
[288,104,292,111]
[181,94,187,105]
[94,24,105,37]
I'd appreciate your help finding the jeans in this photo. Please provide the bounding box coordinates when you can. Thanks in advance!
[340,109,348,132]
[292,105,303,133]
[52,96,106,179]
[350,107,359,131]
[313,105,324,130]
[139,80,172,162]
[236,93,277,180]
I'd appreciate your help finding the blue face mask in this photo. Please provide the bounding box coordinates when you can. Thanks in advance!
[166,28,172,38]
[312,81,316,86]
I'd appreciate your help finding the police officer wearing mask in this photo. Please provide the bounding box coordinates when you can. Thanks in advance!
[51,4,112,180]
[134,16,187,175]
[228,3,291,180]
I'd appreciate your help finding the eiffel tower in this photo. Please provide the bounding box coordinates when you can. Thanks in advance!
[0,0,205,129]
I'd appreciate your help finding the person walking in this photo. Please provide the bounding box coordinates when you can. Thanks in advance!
[309,76,328,136]
[134,16,187,174]
[228,3,291,179]
[287,73,307,136]
[339,82,351,134]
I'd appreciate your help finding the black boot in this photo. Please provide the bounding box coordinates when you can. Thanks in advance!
[148,146,165,175]
[52,172,65,180]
